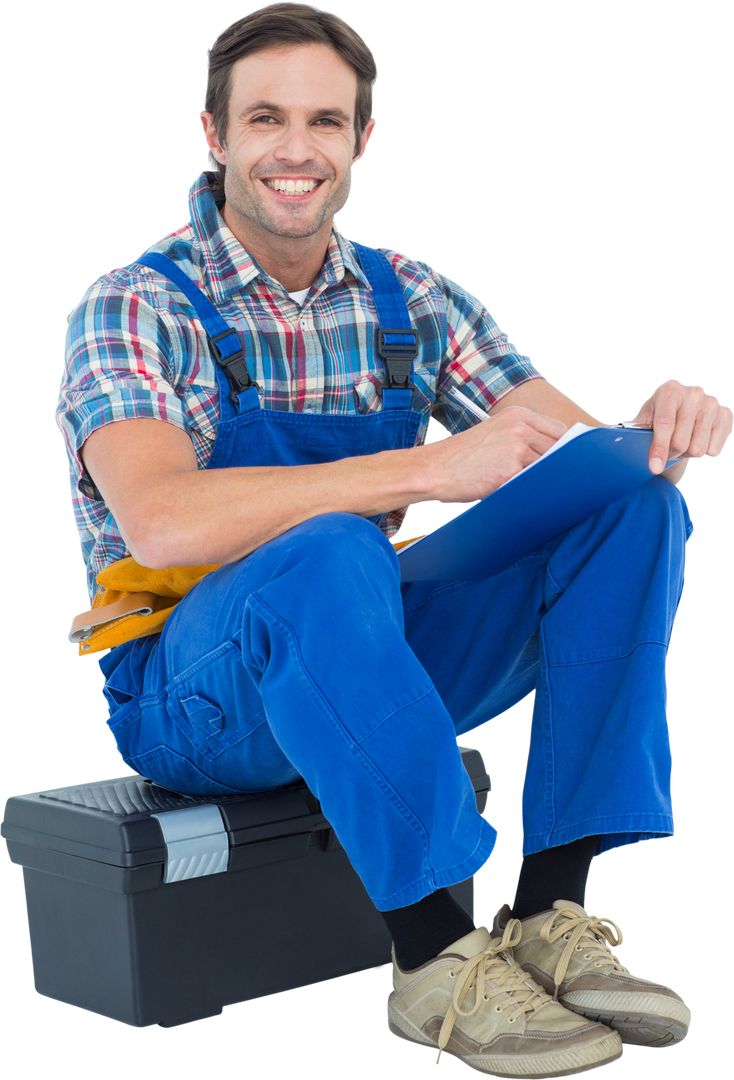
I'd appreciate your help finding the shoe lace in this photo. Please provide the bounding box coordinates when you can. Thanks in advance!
[539,907,627,1000]
[436,919,552,1064]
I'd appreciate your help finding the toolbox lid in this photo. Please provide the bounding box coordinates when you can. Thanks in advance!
[2,746,489,890]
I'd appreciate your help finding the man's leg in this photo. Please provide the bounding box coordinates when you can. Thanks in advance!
[103,511,495,910]
[403,475,691,868]
[107,477,689,922]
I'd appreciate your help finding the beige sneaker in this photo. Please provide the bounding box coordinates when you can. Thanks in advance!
[388,920,622,1075]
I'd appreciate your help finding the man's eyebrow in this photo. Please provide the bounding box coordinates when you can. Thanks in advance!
[240,100,352,123]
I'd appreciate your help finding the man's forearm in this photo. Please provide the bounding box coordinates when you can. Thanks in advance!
[147,440,683,570]
[107,442,434,569]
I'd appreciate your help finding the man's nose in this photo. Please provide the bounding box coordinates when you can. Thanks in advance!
[272,122,317,164]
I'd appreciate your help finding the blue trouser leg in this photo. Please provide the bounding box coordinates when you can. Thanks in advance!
[402,475,692,856]
[102,477,691,910]
[103,512,496,910]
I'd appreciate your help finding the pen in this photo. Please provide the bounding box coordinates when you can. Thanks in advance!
[449,386,490,421]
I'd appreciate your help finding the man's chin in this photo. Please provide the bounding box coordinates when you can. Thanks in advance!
[222,192,338,244]
[257,212,330,240]
[265,222,325,239]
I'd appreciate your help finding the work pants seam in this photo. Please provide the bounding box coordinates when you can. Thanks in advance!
[354,682,436,746]
[546,639,669,668]
[246,591,442,851]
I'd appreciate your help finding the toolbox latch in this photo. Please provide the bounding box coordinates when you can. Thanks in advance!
[152,804,229,883]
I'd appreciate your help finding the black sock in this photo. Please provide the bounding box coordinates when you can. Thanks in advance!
[381,887,476,971]
[511,835,600,921]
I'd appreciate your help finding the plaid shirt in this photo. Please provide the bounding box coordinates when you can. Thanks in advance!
[57,172,541,600]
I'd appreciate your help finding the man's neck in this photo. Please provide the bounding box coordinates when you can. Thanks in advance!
[222,202,332,293]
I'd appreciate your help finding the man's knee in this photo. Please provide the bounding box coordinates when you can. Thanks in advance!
[618,475,691,536]
[271,512,398,570]
[293,511,393,544]
[634,474,685,507]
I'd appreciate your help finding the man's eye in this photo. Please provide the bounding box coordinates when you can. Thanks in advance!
[315,118,339,126]
[252,115,277,124]
[249,115,334,124]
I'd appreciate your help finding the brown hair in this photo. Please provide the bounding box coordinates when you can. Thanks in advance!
[205,3,377,187]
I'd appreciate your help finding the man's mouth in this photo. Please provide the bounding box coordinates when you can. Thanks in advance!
[261,177,325,199]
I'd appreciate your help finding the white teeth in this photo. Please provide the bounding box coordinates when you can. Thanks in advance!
[266,179,319,193]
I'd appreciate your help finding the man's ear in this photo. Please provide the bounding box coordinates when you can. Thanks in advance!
[356,117,377,163]
[197,111,226,168]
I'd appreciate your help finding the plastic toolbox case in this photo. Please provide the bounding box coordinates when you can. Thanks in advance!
[2,746,490,1028]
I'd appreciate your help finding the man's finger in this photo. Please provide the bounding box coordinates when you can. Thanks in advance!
[648,398,678,473]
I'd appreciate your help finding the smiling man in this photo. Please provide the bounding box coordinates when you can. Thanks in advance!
[57,3,731,1076]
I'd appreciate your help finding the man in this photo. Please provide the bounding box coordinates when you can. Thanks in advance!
[57,3,731,1076]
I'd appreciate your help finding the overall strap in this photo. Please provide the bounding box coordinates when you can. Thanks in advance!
[132,243,418,406]
[350,242,418,410]
[136,253,260,409]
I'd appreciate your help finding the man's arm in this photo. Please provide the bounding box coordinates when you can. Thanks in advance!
[488,379,602,429]
[81,404,567,569]
[490,375,690,486]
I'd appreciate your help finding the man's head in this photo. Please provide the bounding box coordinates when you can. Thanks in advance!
[197,39,375,247]
[197,3,377,203]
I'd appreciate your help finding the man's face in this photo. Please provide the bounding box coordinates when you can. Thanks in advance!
[204,44,374,241]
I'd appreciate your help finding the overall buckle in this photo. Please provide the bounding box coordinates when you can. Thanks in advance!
[209,329,261,401]
[376,328,419,395]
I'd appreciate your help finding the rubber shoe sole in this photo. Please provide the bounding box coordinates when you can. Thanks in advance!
[384,924,626,1075]
[386,1015,621,1075]
[561,1006,688,1047]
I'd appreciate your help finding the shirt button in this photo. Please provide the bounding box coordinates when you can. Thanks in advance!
[300,320,308,328]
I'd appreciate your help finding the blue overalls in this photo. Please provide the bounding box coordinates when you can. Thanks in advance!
[100,245,692,911]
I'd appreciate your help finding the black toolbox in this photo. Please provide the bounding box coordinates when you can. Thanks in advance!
[2,746,489,1028]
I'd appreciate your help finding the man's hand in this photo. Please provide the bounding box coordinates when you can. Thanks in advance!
[422,405,568,503]
[631,380,732,474]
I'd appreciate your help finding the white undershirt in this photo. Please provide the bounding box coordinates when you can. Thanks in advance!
[287,287,310,306]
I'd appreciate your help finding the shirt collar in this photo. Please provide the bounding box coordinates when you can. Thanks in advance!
[188,171,372,303]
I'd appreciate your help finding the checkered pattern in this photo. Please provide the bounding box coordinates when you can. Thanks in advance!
[57,172,541,599]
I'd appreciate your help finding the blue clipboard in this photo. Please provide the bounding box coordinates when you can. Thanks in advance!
[397,427,666,582]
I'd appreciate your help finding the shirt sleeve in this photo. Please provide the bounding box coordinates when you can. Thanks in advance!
[56,272,193,500]
[416,264,543,433]
[52,264,204,604]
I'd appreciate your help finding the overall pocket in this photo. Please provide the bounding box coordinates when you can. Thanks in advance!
[164,639,265,759]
